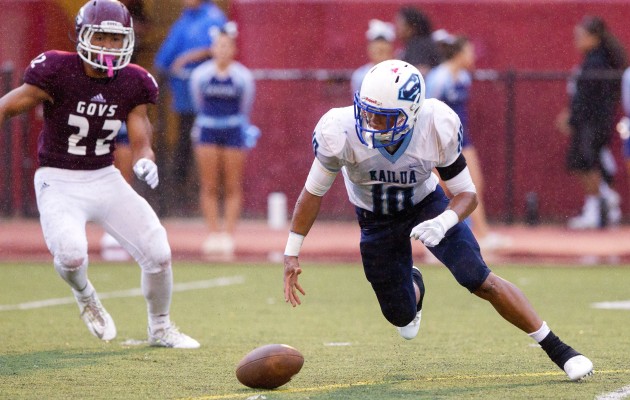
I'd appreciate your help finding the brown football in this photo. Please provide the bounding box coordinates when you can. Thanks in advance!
[236,344,304,389]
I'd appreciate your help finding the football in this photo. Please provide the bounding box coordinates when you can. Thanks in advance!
[236,344,304,389]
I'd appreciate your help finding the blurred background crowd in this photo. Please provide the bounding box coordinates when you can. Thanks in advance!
[1,0,630,256]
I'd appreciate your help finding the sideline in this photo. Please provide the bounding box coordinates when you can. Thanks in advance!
[0,276,245,311]
[592,301,630,310]
[596,385,630,400]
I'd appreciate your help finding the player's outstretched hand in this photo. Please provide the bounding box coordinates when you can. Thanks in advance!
[133,158,159,189]
[284,256,305,307]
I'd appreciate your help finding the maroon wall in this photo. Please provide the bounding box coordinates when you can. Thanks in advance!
[2,1,629,222]
[232,0,630,221]
[0,0,71,215]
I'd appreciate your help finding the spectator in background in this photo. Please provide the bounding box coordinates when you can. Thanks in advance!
[556,16,627,229]
[189,22,257,258]
[620,68,630,210]
[351,19,396,95]
[394,6,441,76]
[425,31,511,251]
[154,0,226,189]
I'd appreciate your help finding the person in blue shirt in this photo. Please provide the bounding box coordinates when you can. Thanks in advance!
[154,0,226,186]
[425,31,511,251]
[189,22,257,258]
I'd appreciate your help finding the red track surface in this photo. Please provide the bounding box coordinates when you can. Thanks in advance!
[0,218,629,265]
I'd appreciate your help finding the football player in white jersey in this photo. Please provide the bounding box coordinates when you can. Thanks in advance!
[283,59,593,381]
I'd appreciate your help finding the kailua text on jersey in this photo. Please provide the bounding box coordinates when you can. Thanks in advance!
[312,99,463,215]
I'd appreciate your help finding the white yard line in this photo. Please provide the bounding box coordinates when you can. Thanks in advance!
[591,301,630,310]
[595,385,630,400]
[0,276,245,311]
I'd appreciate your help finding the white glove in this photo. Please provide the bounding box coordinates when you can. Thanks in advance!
[410,210,459,247]
[133,158,159,189]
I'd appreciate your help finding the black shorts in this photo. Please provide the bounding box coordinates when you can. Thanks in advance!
[566,123,612,171]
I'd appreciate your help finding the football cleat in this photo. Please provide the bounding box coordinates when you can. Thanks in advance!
[563,355,594,381]
[397,266,424,340]
[75,289,116,341]
[397,310,422,340]
[148,325,200,349]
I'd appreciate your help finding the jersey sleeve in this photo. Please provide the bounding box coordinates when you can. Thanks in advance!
[312,109,347,172]
[433,101,464,167]
[23,51,62,98]
[138,69,159,105]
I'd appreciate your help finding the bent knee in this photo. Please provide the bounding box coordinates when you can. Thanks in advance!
[139,226,172,273]
[381,304,417,327]
[54,249,87,271]
[474,273,503,298]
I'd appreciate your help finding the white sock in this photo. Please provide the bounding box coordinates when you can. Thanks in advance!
[528,321,551,343]
[142,269,173,331]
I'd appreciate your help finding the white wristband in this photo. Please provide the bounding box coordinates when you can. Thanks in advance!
[437,209,459,231]
[284,232,305,257]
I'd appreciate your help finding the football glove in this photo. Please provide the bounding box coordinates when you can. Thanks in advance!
[133,158,159,189]
[410,210,458,247]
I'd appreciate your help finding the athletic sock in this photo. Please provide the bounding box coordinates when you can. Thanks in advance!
[538,331,581,370]
[412,268,425,312]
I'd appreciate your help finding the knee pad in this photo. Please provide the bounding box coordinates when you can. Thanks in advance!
[372,283,417,327]
[53,247,87,272]
[138,226,172,274]
[381,302,417,327]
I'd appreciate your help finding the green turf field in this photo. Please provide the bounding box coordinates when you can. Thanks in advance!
[0,262,629,399]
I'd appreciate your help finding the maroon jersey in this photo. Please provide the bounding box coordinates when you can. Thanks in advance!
[24,51,158,170]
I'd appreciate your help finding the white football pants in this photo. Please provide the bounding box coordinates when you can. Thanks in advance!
[34,165,172,318]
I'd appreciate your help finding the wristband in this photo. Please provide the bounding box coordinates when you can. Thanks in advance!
[437,209,459,231]
[284,231,305,257]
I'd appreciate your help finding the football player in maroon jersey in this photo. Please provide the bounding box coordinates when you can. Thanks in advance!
[0,0,199,348]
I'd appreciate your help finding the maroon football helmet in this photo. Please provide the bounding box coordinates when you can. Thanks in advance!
[75,0,135,73]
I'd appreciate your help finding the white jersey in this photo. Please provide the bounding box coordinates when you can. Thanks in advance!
[312,99,463,215]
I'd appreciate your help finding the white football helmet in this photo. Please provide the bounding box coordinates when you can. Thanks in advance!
[75,0,135,74]
[354,59,425,148]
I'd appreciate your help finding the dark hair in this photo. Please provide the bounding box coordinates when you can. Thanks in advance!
[580,15,628,69]
[436,36,469,61]
[399,6,433,37]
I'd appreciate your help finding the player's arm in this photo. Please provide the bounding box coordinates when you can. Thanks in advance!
[410,154,477,247]
[0,83,51,126]
[284,158,338,307]
[436,154,478,220]
[126,104,154,162]
[127,104,159,189]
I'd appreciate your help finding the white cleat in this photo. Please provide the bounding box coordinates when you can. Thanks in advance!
[148,325,200,349]
[75,290,117,341]
[563,355,594,381]
[397,310,422,340]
